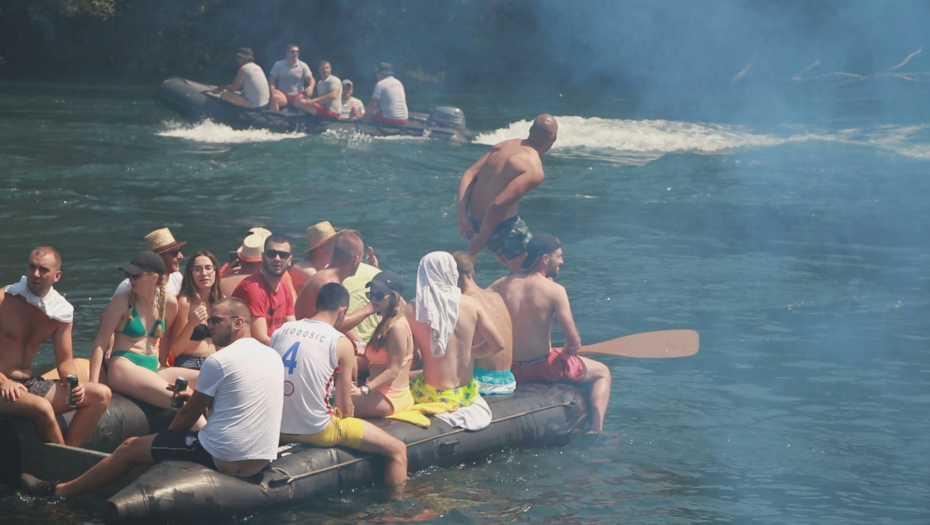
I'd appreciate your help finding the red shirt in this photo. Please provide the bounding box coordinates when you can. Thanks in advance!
[232,272,295,336]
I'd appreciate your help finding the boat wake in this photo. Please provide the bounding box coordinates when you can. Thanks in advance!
[476,116,930,165]
[156,119,307,144]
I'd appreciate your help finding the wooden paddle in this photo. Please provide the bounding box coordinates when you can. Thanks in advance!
[577,330,699,359]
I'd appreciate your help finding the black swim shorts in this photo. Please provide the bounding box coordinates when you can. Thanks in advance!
[150,430,215,469]
[14,377,57,398]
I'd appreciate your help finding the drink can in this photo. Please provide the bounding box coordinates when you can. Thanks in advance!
[171,377,188,409]
[66,375,78,407]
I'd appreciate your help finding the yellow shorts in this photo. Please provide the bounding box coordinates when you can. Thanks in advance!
[410,373,479,407]
[280,412,365,450]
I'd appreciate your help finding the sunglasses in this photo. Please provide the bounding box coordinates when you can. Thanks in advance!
[207,315,240,325]
[165,250,182,257]
[365,290,387,301]
[265,249,291,260]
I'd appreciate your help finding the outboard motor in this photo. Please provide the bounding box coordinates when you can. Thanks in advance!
[428,106,467,130]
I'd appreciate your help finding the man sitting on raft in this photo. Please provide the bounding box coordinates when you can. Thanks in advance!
[272,283,408,487]
[490,234,612,434]
[268,43,315,112]
[292,60,342,119]
[366,63,408,125]
[211,47,270,110]
[22,298,285,497]
[406,252,505,407]
[0,247,111,446]
[452,252,515,396]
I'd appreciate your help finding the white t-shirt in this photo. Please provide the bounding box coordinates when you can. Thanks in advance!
[371,76,408,120]
[339,96,365,119]
[240,62,270,108]
[113,271,183,298]
[196,337,284,461]
[269,59,313,95]
[316,75,342,114]
[271,319,344,435]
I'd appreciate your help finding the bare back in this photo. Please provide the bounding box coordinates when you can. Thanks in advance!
[490,273,569,362]
[468,139,544,220]
[467,288,513,371]
[407,296,483,390]
[295,268,340,319]
[0,291,62,379]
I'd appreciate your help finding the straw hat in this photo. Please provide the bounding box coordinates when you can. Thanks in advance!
[248,226,272,238]
[303,221,342,254]
[238,233,266,263]
[144,228,186,254]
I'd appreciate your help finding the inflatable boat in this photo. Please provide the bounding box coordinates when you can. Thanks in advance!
[1,382,588,524]
[156,77,476,142]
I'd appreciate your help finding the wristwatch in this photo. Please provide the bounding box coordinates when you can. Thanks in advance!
[360,385,370,396]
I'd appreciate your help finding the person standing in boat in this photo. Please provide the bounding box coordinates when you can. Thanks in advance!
[366,63,408,125]
[490,234,612,434]
[88,251,205,428]
[22,298,286,497]
[268,43,315,112]
[211,47,270,109]
[339,79,365,119]
[292,60,341,119]
[167,250,223,370]
[113,227,186,297]
[456,115,558,273]
[452,252,516,396]
[406,252,505,408]
[231,234,296,345]
[272,283,408,487]
[0,247,111,447]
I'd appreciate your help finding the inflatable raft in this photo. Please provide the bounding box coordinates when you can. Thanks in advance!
[1,382,588,523]
[156,77,476,142]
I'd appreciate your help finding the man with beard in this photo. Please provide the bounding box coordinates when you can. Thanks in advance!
[114,228,186,296]
[0,247,111,446]
[21,298,285,497]
[232,234,296,345]
[490,234,612,434]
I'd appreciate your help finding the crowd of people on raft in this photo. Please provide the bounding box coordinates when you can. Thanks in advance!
[7,114,613,499]
[212,45,408,125]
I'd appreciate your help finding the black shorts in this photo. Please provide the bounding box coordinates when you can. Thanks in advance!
[15,377,56,398]
[173,354,209,370]
[150,430,215,469]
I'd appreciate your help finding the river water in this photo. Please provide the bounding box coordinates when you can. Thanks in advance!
[2,81,929,524]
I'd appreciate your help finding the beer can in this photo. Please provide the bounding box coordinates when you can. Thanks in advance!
[66,375,78,407]
[171,377,188,409]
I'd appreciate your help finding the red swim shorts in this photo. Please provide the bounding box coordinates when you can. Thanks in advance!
[511,347,586,383]
[284,92,303,106]
[312,103,340,119]
[371,111,408,125]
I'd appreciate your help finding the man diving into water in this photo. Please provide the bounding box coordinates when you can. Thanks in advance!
[456,114,558,273]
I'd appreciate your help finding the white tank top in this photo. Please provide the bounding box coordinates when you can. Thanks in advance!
[270,319,343,435]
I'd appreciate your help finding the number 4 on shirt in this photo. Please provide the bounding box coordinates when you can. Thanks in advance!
[282,342,300,374]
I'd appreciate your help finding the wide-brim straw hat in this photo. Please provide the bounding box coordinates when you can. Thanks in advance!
[303,221,343,254]
[145,228,187,254]
[238,233,266,263]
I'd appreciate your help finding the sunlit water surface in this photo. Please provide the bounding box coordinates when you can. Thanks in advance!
[1,82,929,524]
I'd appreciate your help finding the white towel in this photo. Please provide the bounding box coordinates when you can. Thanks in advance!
[5,276,74,323]
[415,252,461,357]
[435,395,492,431]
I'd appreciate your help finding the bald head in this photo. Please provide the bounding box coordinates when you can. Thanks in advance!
[528,114,558,152]
[331,230,364,267]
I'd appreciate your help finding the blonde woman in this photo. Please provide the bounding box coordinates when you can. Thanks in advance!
[89,252,204,427]
[351,271,414,417]
[168,250,223,370]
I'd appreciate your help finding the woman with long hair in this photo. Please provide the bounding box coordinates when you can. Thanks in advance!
[88,251,204,428]
[168,250,223,369]
[352,271,415,417]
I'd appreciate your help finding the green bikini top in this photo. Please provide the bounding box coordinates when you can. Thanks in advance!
[121,304,165,339]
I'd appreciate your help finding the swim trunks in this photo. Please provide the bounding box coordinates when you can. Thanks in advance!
[282,91,303,106]
[281,411,365,449]
[312,103,340,120]
[473,365,516,395]
[511,347,586,384]
[110,351,159,373]
[14,377,56,398]
[151,430,215,469]
[377,384,415,414]
[370,111,408,125]
[173,354,210,370]
[470,214,533,260]
[410,373,479,407]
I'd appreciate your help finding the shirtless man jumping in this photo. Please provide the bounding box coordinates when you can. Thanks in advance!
[457,114,558,273]
[0,247,111,446]
[490,235,611,433]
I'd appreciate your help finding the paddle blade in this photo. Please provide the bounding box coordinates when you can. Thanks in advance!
[578,330,699,359]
